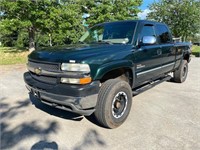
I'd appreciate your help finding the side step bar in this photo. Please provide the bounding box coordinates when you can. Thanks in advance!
[132,75,172,96]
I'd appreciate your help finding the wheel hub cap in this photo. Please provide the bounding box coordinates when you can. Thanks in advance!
[112,91,128,118]
[115,101,121,109]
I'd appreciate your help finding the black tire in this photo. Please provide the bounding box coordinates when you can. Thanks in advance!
[173,60,188,83]
[94,79,132,129]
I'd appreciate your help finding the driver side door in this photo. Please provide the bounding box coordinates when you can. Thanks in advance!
[134,24,163,85]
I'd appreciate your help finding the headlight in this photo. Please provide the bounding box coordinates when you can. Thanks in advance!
[61,63,90,72]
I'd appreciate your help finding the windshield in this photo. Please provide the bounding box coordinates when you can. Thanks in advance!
[79,22,136,44]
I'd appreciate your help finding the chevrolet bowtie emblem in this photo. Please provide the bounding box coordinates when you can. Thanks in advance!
[34,68,42,75]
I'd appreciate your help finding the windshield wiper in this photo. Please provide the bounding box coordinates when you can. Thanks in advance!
[97,40,113,45]
[78,41,86,44]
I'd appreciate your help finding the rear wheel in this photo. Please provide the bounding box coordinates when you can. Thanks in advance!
[94,79,132,129]
[173,60,188,83]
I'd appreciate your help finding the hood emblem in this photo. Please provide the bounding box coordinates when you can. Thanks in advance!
[34,67,42,75]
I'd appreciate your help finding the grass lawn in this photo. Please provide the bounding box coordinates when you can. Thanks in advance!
[192,45,200,57]
[0,47,29,65]
[0,45,199,65]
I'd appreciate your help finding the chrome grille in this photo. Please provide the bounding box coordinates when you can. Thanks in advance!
[28,60,59,72]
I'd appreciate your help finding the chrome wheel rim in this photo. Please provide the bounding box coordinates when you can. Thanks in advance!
[112,91,128,118]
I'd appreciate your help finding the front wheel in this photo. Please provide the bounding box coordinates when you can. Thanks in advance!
[173,60,188,83]
[94,79,132,129]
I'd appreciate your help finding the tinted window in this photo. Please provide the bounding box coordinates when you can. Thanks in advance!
[140,25,155,40]
[79,22,136,44]
[103,22,135,42]
[156,25,171,44]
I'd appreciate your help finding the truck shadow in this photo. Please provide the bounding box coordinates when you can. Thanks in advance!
[1,97,106,149]
[29,94,104,127]
[29,94,84,121]
[85,114,105,128]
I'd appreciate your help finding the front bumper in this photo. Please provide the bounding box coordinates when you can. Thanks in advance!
[24,72,100,116]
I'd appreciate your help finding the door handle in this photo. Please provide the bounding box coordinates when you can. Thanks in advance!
[131,48,144,52]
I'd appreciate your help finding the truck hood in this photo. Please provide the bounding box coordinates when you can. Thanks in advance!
[28,44,131,63]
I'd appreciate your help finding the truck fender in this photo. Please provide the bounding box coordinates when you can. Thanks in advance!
[93,60,135,81]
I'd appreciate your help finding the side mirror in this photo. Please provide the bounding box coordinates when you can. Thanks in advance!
[142,36,156,45]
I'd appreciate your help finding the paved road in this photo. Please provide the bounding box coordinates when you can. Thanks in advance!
[1,58,200,150]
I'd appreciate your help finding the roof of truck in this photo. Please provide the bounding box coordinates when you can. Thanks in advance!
[96,20,165,26]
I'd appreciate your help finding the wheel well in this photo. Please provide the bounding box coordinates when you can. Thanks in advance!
[100,68,133,87]
[184,53,190,62]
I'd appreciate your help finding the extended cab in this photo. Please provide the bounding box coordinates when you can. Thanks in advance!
[24,20,191,128]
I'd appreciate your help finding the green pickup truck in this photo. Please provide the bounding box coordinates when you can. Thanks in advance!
[24,20,191,128]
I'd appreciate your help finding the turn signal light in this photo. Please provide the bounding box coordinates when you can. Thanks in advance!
[80,77,92,84]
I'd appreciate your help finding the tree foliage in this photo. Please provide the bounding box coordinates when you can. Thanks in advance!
[81,0,142,26]
[147,0,200,41]
[0,0,84,50]
[0,0,142,50]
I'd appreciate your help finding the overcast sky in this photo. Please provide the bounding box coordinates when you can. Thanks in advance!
[138,0,157,19]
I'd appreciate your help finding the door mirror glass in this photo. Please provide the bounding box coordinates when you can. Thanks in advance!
[142,36,156,45]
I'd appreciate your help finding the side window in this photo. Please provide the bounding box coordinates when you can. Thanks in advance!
[140,25,155,37]
[156,25,171,44]
[140,25,156,44]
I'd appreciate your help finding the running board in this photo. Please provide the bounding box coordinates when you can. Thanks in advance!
[132,75,172,96]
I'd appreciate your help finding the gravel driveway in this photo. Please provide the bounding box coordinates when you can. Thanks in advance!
[1,58,200,150]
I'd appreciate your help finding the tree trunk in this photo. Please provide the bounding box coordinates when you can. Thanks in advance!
[28,27,35,52]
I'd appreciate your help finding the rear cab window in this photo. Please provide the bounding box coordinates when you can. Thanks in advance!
[155,24,172,44]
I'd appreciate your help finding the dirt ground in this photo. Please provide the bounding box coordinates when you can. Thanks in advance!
[1,58,200,150]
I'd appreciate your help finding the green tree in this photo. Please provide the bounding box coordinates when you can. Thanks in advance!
[0,0,84,51]
[0,0,142,50]
[0,19,19,47]
[147,0,200,41]
[81,0,142,26]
